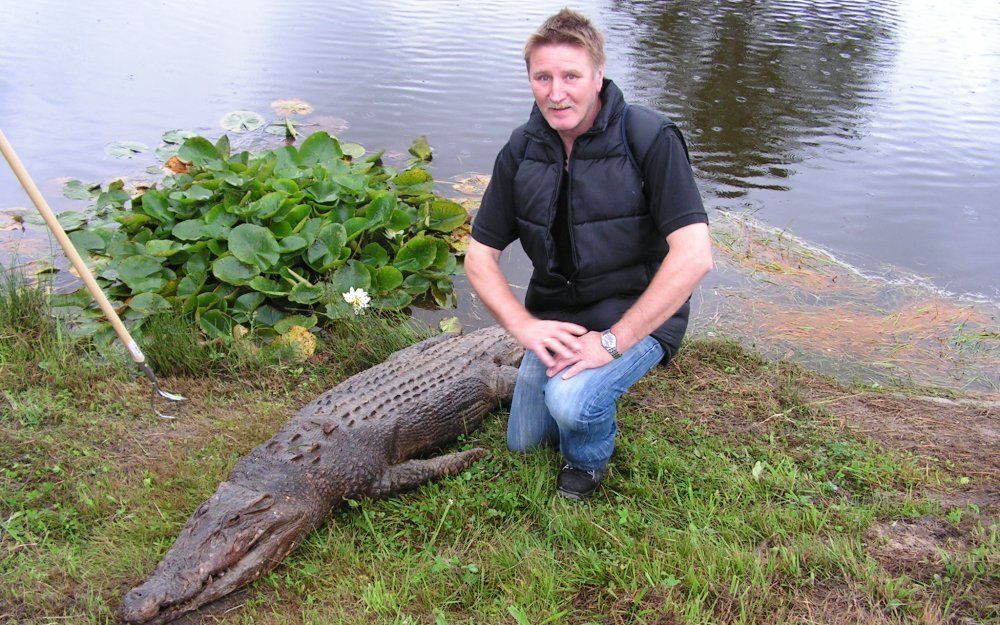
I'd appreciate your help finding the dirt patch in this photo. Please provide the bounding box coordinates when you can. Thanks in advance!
[568,586,683,625]
[864,514,999,621]
[798,382,1000,480]
[789,579,949,625]
[865,517,968,579]
[637,341,1000,481]
[924,487,1000,511]
[102,365,340,478]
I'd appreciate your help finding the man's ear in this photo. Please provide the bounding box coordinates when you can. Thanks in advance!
[595,65,605,83]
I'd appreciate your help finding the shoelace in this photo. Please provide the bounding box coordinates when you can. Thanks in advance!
[562,464,599,480]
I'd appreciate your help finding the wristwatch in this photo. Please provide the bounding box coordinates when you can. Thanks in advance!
[600,329,622,359]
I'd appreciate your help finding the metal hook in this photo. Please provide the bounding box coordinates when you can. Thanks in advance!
[138,361,186,419]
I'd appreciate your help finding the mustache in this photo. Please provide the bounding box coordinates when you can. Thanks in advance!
[547,102,573,110]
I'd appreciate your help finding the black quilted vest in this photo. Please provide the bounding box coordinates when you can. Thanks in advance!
[510,80,671,313]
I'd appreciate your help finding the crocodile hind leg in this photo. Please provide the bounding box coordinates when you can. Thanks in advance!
[369,449,487,498]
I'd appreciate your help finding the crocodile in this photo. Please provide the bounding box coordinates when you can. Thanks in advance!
[119,326,522,624]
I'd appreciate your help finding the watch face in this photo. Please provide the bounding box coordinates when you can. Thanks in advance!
[601,332,616,349]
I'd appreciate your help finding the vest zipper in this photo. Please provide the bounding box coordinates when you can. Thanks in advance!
[565,143,578,306]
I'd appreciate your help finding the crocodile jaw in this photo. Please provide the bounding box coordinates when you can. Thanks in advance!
[119,483,312,624]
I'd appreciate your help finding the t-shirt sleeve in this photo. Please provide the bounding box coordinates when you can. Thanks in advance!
[643,124,709,237]
[470,142,519,251]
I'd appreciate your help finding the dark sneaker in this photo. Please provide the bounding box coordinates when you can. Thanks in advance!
[556,465,606,501]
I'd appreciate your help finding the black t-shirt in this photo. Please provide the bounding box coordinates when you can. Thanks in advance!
[552,171,574,278]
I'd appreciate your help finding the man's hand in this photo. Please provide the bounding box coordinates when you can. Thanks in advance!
[466,239,587,369]
[546,330,613,379]
[511,319,588,368]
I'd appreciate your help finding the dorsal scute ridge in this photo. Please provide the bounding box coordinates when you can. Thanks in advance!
[295,329,512,423]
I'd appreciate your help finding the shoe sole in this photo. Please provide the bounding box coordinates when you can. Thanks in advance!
[556,487,594,501]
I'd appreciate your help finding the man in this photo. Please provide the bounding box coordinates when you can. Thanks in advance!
[465,9,712,500]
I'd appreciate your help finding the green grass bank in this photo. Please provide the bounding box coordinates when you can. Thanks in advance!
[1,271,996,625]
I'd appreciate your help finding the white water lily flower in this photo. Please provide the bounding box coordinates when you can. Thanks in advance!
[342,287,371,315]
[384,228,404,240]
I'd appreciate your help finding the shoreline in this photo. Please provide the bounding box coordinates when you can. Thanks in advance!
[441,176,1000,396]
[2,167,998,396]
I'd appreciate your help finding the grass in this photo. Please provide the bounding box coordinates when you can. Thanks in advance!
[0,271,996,624]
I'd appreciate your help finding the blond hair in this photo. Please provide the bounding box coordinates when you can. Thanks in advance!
[524,8,606,71]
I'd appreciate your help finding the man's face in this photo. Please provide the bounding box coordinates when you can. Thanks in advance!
[528,43,604,143]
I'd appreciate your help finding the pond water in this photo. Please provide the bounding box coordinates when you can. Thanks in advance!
[1,0,998,384]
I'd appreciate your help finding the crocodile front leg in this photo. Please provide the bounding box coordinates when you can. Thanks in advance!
[368,449,487,498]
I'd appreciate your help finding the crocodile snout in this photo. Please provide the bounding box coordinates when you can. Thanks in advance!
[119,584,166,623]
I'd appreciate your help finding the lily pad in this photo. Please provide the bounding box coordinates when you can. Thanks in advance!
[360,242,389,267]
[62,179,100,200]
[57,128,470,341]
[329,260,370,292]
[253,305,285,327]
[211,255,259,285]
[248,276,289,297]
[162,129,197,144]
[228,223,281,271]
[341,142,366,159]
[56,211,88,232]
[155,144,180,162]
[270,98,314,116]
[118,255,165,292]
[178,137,221,166]
[439,316,462,333]
[288,282,325,304]
[172,220,209,241]
[393,168,434,194]
[29,260,58,276]
[428,199,468,232]
[220,110,265,133]
[372,291,412,310]
[129,292,171,316]
[299,131,343,166]
[375,265,403,292]
[393,236,437,271]
[265,119,300,139]
[105,141,149,159]
[408,135,432,161]
[163,156,189,174]
[304,222,347,271]
[232,292,266,321]
[199,309,234,340]
[68,229,106,253]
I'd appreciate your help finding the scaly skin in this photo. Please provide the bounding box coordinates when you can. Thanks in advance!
[119,326,522,624]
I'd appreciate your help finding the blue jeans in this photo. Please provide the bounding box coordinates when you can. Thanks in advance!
[506,336,664,472]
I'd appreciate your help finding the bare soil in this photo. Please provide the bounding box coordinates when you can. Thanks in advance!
[798,381,1000,481]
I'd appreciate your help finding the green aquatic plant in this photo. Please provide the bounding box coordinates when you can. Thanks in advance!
[55,131,469,341]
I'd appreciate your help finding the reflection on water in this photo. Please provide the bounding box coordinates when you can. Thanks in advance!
[615,0,1000,300]
[621,0,899,197]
